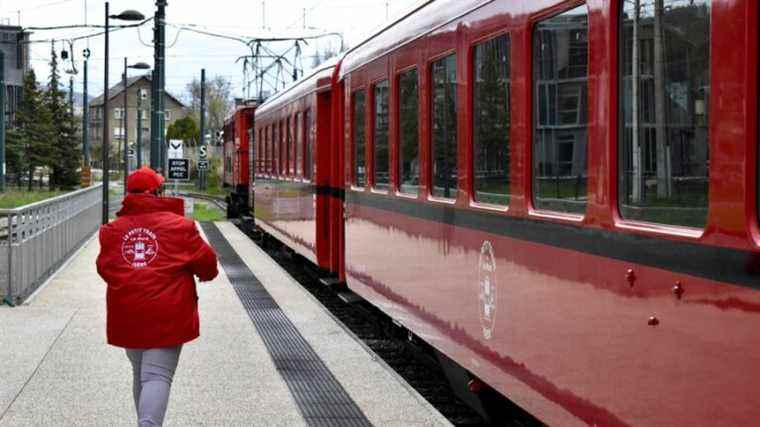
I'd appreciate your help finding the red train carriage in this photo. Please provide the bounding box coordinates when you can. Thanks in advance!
[249,0,760,424]
[252,59,337,270]
[223,103,256,216]
[332,0,760,425]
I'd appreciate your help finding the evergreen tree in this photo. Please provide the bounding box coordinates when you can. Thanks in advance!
[46,45,80,189]
[9,69,54,190]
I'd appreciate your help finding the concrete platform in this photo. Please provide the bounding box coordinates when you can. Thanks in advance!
[0,222,450,426]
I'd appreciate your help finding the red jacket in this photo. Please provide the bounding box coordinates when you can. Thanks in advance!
[96,193,218,349]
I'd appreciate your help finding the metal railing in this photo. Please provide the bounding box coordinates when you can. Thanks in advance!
[1,183,102,306]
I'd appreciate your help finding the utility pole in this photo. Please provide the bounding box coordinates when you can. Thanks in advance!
[151,0,167,173]
[102,2,110,224]
[69,76,74,112]
[199,68,205,190]
[137,90,143,168]
[123,57,128,189]
[0,51,5,192]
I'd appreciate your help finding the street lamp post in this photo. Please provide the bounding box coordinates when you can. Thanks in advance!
[82,48,90,169]
[122,58,150,189]
[101,3,145,224]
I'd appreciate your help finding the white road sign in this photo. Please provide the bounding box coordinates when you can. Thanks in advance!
[168,139,183,159]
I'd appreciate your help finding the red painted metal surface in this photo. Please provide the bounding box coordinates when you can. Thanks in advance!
[253,63,336,270]
[222,105,255,190]
[333,0,760,425]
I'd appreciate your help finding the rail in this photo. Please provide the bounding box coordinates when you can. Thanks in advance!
[1,183,102,306]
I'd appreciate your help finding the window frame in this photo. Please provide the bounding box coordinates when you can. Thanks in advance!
[351,88,368,189]
[371,78,391,193]
[469,30,512,212]
[395,65,421,199]
[528,3,589,223]
[304,108,313,182]
[428,50,459,204]
[612,0,710,238]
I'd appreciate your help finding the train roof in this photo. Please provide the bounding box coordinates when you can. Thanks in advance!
[339,0,490,78]
[254,56,339,120]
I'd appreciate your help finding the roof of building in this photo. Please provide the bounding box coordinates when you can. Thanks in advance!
[89,74,186,107]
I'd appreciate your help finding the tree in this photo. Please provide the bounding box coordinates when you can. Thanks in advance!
[166,116,199,145]
[185,75,233,145]
[46,44,80,190]
[7,69,55,190]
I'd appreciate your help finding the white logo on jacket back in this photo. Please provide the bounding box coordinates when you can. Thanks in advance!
[121,228,159,268]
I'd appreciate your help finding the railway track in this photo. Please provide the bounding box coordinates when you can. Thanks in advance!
[234,220,541,427]
[176,192,228,212]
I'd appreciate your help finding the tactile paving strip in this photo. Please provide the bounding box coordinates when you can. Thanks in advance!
[201,223,372,427]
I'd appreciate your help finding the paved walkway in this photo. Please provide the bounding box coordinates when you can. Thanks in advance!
[0,221,449,426]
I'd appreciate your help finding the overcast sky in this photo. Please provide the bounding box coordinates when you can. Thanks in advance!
[0,0,422,103]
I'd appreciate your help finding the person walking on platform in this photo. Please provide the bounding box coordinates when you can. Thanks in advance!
[96,166,218,426]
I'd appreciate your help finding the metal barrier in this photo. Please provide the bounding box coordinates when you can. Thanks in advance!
[1,184,102,306]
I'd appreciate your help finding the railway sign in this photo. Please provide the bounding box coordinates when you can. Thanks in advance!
[168,139,183,159]
[197,160,209,170]
[167,158,190,181]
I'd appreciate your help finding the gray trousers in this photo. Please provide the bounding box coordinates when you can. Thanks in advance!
[125,346,183,427]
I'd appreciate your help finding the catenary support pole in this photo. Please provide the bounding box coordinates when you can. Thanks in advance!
[199,68,205,190]
[0,51,5,192]
[102,2,110,224]
[123,57,128,188]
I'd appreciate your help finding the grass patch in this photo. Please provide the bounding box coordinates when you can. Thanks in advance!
[192,202,224,222]
[0,189,67,209]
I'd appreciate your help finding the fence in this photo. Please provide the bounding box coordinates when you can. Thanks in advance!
[1,183,102,306]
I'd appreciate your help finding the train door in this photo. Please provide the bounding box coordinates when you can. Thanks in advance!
[315,89,333,271]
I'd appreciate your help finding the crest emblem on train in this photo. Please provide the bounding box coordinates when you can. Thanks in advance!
[121,228,159,268]
[478,241,497,340]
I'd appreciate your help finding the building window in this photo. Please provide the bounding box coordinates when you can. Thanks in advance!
[165,110,171,121]
[353,90,366,187]
[139,109,148,120]
[619,0,710,228]
[373,80,390,190]
[473,34,511,206]
[431,54,458,199]
[533,4,589,214]
[304,110,313,180]
[113,127,124,138]
[113,108,123,119]
[398,69,419,195]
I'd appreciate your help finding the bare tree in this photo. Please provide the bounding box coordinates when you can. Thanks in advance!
[185,75,234,145]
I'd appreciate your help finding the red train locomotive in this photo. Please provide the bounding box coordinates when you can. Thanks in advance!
[237,0,760,424]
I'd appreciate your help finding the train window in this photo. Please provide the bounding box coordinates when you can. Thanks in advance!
[473,34,511,206]
[288,116,295,176]
[374,80,390,191]
[533,4,589,214]
[353,90,367,187]
[280,121,286,176]
[266,126,271,175]
[274,123,280,176]
[431,54,458,199]
[257,129,262,174]
[398,69,419,195]
[304,109,313,180]
[295,112,303,177]
[619,0,710,228]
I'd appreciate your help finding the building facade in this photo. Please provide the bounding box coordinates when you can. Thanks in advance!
[0,26,30,123]
[89,74,187,168]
